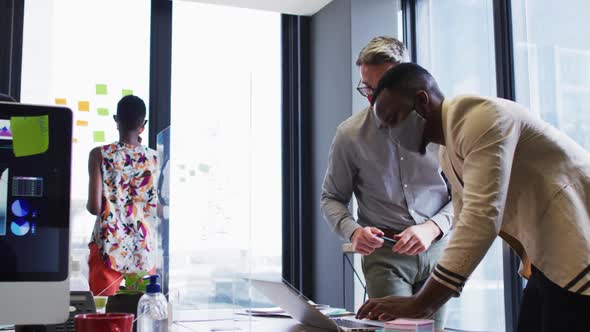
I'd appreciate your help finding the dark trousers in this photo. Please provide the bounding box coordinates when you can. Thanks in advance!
[518,266,590,332]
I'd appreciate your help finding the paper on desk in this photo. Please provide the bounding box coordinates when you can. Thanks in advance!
[242,307,291,318]
[10,115,49,157]
[308,300,330,310]
[173,309,252,322]
[245,307,284,314]
[324,309,355,317]
[244,301,329,314]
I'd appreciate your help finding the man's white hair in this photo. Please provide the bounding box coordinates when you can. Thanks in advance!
[356,36,409,66]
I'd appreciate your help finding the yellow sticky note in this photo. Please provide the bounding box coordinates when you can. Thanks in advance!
[96,84,108,95]
[10,115,49,157]
[55,98,67,105]
[76,120,88,127]
[73,138,78,143]
[122,89,133,97]
[93,131,105,143]
[78,101,90,112]
[97,108,109,116]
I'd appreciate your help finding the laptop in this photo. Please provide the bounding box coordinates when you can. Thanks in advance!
[250,279,386,331]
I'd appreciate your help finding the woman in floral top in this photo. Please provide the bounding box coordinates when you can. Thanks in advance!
[86,95,159,296]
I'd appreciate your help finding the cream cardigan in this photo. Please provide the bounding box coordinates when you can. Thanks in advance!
[433,95,590,296]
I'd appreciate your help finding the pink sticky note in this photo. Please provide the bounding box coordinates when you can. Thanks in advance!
[385,318,434,331]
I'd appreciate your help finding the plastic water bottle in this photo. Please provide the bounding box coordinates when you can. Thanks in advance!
[69,258,89,291]
[137,275,168,332]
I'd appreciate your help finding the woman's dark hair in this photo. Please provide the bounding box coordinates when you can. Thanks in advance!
[116,95,146,130]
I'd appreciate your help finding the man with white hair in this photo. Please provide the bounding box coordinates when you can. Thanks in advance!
[320,37,452,328]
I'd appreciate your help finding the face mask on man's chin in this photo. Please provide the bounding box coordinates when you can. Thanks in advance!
[388,110,427,154]
[392,132,428,156]
[417,139,428,155]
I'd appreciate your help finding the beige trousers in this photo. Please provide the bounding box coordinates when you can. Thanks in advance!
[361,236,449,329]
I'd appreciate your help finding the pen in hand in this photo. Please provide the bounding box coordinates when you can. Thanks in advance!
[377,234,398,245]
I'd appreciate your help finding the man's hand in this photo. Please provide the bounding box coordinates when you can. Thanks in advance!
[392,220,441,255]
[356,277,454,321]
[351,227,385,255]
[356,295,423,321]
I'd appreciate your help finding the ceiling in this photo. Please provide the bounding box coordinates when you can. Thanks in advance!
[174,0,333,16]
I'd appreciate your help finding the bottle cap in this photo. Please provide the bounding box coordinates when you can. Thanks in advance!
[144,274,161,294]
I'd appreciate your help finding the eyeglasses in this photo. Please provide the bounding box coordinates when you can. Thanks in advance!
[356,79,374,98]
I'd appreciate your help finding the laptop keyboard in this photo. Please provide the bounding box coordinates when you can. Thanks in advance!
[332,318,378,329]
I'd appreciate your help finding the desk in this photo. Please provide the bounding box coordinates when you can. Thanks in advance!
[173,316,328,332]
[173,316,447,332]
[171,310,445,332]
[2,310,446,332]
[0,311,331,332]
[170,309,339,331]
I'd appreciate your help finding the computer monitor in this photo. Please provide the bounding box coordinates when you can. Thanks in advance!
[0,102,72,325]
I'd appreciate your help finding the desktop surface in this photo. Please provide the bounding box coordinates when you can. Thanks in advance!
[1,309,448,332]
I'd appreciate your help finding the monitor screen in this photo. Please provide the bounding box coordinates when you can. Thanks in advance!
[0,102,72,281]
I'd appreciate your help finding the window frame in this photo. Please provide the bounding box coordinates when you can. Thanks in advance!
[0,0,24,100]
[403,0,524,330]
[148,0,172,295]
[281,14,314,298]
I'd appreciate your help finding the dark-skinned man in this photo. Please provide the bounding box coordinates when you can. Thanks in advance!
[357,63,590,332]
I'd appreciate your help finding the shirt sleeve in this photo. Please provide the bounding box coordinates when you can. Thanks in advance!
[433,105,520,295]
[320,127,361,241]
[429,199,453,238]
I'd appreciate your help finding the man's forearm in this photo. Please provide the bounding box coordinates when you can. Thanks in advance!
[320,196,361,240]
[414,276,456,318]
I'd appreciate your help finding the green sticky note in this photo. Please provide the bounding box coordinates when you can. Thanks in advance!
[10,115,49,157]
[97,108,109,116]
[122,89,133,97]
[198,163,210,173]
[96,84,108,95]
[93,131,105,143]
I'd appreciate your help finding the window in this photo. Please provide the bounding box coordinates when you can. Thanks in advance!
[20,0,151,281]
[415,1,506,331]
[512,0,590,148]
[169,1,282,309]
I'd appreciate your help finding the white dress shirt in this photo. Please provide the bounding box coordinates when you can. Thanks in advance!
[321,107,453,240]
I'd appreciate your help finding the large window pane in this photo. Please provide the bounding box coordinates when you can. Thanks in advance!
[416,1,505,331]
[512,0,590,148]
[21,0,151,281]
[169,2,281,309]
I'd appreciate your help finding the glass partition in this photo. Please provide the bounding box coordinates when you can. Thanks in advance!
[157,126,171,295]
[415,1,505,330]
[20,0,152,283]
[512,0,590,147]
[168,1,282,313]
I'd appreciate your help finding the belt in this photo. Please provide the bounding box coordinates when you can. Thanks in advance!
[381,229,402,239]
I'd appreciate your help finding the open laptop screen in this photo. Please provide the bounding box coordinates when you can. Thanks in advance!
[0,102,72,281]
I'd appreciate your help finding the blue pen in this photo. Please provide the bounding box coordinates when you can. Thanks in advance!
[378,234,398,244]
